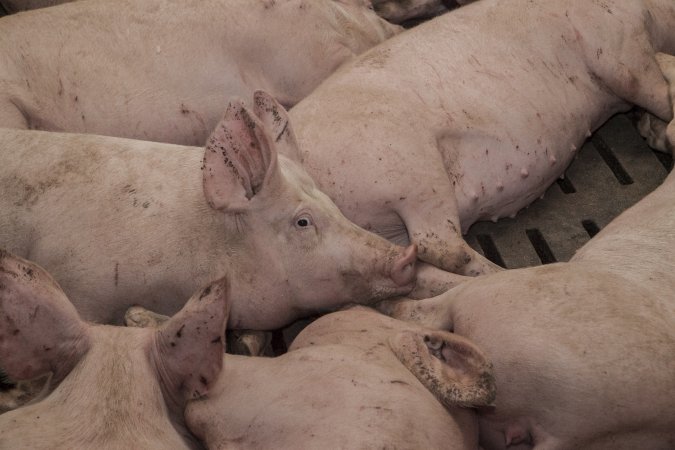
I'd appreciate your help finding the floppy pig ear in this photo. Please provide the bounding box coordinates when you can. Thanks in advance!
[253,90,303,162]
[389,329,496,408]
[0,250,89,384]
[154,277,229,402]
[202,99,280,212]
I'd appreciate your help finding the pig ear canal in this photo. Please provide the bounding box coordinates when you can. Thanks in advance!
[0,249,89,385]
[253,90,303,163]
[202,99,281,212]
[153,277,229,404]
[389,329,496,409]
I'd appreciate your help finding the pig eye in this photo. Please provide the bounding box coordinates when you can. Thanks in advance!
[295,215,313,229]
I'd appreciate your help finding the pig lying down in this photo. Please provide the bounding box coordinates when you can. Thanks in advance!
[383,165,675,447]
[0,0,399,145]
[0,92,416,329]
[0,249,229,448]
[289,0,675,283]
[126,305,495,449]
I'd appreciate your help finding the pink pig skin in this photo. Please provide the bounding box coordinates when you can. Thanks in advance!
[290,0,675,286]
[0,250,229,449]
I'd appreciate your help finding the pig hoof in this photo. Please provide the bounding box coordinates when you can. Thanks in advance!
[637,112,671,153]
[124,306,170,328]
[227,330,272,356]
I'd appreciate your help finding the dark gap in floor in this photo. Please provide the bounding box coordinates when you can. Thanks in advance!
[525,229,557,264]
[652,150,674,173]
[591,134,634,185]
[271,329,288,356]
[475,234,506,268]
[556,176,576,194]
[0,368,15,391]
[581,219,600,238]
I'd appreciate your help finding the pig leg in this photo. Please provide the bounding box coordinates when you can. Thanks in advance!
[636,53,675,153]
[124,306,170,328]
[655,53,675,149]
[393,171,501,277]
[377,293,455,330]
[637,112,671,153]
[227,330,272,356]
[389,329,495,409]
[409,262,470,298]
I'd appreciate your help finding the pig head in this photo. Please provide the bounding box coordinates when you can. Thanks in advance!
[382,166,675,448]
[0,91,416,330]
[0,250,228,449]
[177,307,494,449]
[289,0,675,290]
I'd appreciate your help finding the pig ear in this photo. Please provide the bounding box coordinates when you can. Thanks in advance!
[153,277,229,403]
[389,329,496,408]
[202,100,281,212]
[0,250,89,384]
[253,90,303,162]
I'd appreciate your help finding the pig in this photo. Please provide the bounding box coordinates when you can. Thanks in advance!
[0,0,400,145]
[0,249,229,448]
[287,0,675,288]
[0,91,417,330]
[126,305,496,449]
[380,165,675,447]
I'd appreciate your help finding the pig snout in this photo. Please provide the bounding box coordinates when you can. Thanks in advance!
[390,244,417,287]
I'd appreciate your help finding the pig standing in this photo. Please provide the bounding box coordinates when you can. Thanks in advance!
[0,92,416,330]
[288,0,675,287]
[0,250,228,448]
[127,305,496,449]
[0,0,400,145]
[382,164,675,447]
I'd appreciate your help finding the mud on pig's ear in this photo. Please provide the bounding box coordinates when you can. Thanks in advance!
[0,249,90,385]
[389,328,496,409]
[153,276,229,403]
[202,98,283,212]
[253,90,303,163]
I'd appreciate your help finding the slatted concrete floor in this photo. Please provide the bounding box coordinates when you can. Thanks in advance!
[465,112,673,268]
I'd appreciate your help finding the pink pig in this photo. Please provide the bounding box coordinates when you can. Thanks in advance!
[0,249,229,449]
